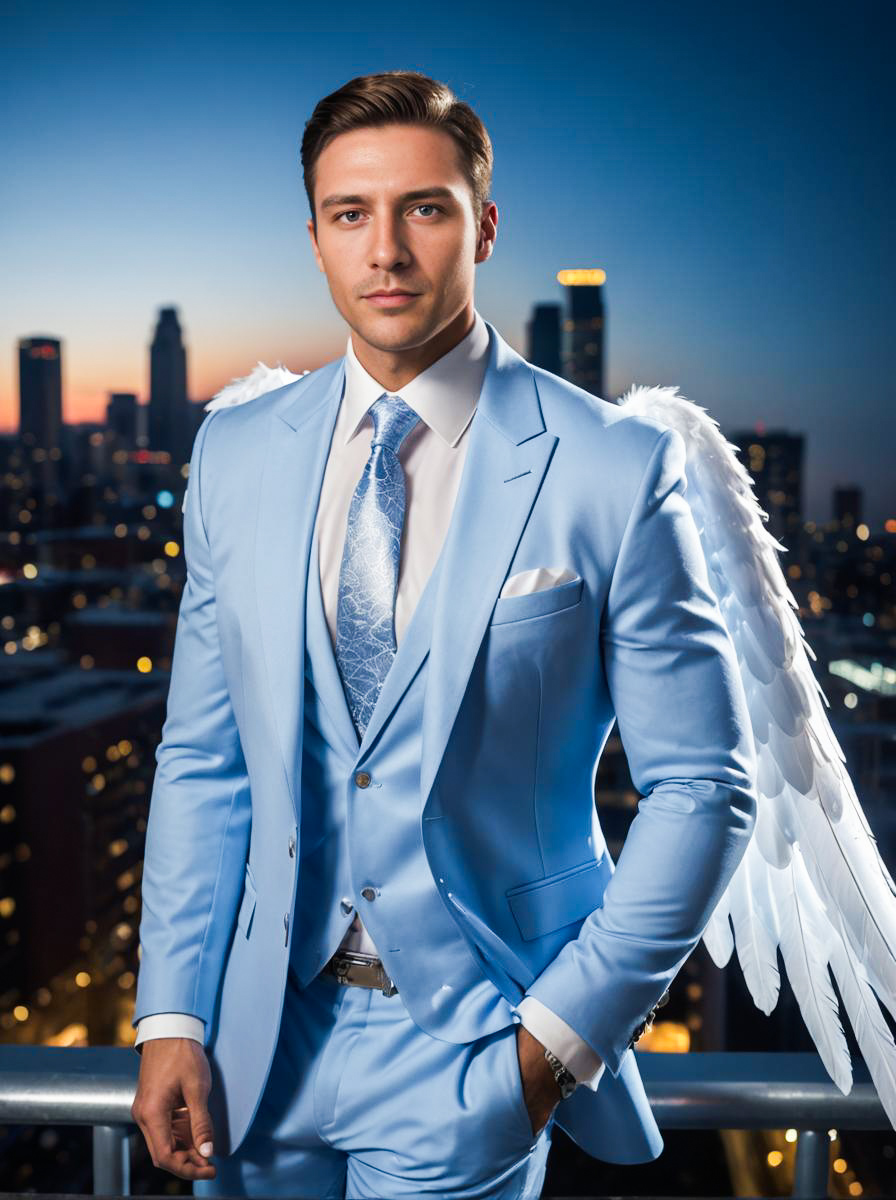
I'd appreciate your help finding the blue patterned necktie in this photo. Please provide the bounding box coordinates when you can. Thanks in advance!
[334,392,422,740]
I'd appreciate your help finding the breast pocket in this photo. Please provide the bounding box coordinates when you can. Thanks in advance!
[489,576,584,627]
[236,861,257,938]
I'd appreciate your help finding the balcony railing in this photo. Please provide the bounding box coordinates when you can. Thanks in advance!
[0,1046,888,1197]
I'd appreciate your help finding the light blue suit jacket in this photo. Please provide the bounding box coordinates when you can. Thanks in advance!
[133,319,758,1163]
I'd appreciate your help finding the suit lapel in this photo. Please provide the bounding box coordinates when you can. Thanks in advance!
[254,358,344,818]
[419,322,557,805]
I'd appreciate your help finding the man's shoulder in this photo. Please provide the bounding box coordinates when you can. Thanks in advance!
[527,362,671,466]
[205,359,330,425]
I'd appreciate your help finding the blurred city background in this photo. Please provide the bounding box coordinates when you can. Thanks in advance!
[1,0,893,1195]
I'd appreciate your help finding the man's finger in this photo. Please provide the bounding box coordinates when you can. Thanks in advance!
[183,1083,215,1160]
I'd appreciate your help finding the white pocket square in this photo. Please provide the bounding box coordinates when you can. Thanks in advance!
[499,566,579,599]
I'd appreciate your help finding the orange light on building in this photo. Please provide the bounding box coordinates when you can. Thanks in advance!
[556,268,606,286]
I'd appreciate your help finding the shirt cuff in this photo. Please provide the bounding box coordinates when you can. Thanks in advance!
[514,996,606,1091]
[134,1013,206,1053]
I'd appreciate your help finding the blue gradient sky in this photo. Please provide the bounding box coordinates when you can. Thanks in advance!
[2,1,892,524]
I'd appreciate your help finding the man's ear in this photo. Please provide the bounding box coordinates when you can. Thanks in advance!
[475,201,498,265]
[306,217,325,273]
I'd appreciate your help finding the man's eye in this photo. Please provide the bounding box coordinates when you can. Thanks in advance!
[335,204,442,224]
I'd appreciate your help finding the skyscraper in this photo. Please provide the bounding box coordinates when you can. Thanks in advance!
[558,269,606,398]
[18,335,63,452]
[107,393,138,448]
[834,485,863,528]
[526,303,563,376]
[148,307,189,464]
[728,429,805,547]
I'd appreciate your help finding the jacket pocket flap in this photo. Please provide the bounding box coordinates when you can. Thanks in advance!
[506,856,605,942]
[236,861,257,937]
[489,575,584,626]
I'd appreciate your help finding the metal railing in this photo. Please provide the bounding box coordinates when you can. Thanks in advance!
[0,1046,888,1197]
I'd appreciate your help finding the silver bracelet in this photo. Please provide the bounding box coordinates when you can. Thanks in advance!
[543,1047,578,1099]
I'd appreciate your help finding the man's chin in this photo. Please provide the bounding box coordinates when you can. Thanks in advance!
[352,309,434,352]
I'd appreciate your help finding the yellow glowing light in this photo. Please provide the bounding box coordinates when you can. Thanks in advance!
[856,524,869,541]
[638,1021,690,1053]
[0,804,15,823]
[556,268,606,287]
[785,1129,798,1142]
[767,1150,784,1167]
[848,1182,863,1195]
[136,656,152,673]
[0,764,14,784]
[164,540,180,557]
[22,563,37,579]
[0,897,16,917]
[13,1005,29,1021]
[75,971,91,988]
[834,1158,848,1173]
[45,1022,88,1047]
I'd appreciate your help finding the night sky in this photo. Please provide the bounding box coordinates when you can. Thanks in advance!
[2,0,892,525]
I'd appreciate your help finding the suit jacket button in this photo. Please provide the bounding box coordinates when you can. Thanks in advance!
[340,898,353,914]
[355,771,371,788]
[361,886,377,901]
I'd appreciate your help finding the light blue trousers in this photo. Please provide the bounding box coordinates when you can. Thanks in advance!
[194,967,552,1198]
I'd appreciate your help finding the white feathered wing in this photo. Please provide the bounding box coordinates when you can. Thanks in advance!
[617,383,896,1129]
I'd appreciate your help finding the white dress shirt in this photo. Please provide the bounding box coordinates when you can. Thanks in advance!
[135,309,605,1092]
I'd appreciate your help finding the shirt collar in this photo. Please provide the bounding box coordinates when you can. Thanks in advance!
[341,308,489,448]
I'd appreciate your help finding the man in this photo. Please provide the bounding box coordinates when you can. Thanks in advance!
[130,69,757,1198]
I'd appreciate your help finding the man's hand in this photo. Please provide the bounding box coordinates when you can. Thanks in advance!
[514,1024,564,1137]
[131,1037,218,1181]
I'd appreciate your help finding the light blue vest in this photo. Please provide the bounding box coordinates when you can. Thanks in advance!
[289,520,515,1042]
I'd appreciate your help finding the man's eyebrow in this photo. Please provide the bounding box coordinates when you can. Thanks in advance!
[319,186,457,211]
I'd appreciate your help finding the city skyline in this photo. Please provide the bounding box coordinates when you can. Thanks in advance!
[3,2,892,526]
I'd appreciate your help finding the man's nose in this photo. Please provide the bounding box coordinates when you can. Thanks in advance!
[368,215,410,272]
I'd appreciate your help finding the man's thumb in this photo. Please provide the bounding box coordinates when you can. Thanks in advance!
[187,1098,214,1158]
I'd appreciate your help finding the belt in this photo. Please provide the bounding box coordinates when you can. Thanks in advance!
[323,949,399,997]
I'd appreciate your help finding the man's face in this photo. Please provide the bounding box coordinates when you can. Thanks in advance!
[307,123,496,355]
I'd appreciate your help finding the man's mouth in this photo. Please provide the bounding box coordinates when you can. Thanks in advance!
[363,291,421,308]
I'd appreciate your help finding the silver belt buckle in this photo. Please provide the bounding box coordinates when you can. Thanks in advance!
[330,950,398,997]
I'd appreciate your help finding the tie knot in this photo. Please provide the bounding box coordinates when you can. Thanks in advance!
[370,393,421,455]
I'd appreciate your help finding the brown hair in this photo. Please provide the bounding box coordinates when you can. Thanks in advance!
[301,70,493,231]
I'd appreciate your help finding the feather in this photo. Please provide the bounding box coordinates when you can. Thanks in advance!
[181,363,310,512]
[204,362,308,412]
[617,383,896,1128]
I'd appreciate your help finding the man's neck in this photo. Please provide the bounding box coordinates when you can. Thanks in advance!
[350,302,475,392]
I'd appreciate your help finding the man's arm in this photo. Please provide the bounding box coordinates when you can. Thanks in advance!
[133,407,252,1036]
[524,426,758,1078]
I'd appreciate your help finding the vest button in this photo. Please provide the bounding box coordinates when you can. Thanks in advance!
[361,886,377,902]
[340,898,353,915]
[287,835,296,857]
[354,771,371,788]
